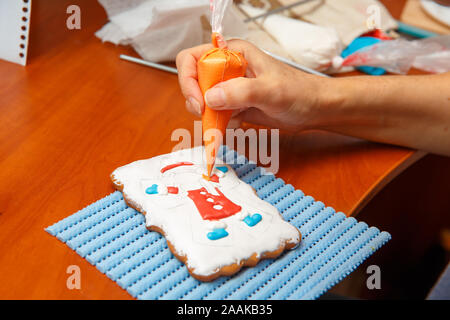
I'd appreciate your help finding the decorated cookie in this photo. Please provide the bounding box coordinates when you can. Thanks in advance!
[111,147,301,281]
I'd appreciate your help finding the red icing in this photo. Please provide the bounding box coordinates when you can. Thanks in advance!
[361,29,392,40]
[187,187,241,220]
[209,174,219,183]
[203,174,219,183]
[160,162,194,173]
[167,186,179,194]
[343,52,369,66]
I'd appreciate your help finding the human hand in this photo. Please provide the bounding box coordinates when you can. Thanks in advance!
[176,39,326,131]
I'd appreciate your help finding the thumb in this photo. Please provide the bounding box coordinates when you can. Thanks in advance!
[204,77,262,110]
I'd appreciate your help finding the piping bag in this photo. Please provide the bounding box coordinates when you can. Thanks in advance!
[198,0,247,179]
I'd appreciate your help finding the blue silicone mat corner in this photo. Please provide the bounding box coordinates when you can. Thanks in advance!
[46,146,391,300]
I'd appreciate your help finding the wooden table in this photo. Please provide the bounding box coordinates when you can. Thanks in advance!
[0,0,425,299]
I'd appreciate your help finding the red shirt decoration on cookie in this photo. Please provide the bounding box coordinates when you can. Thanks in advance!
[160,162,194,173]
[188,187,241,220]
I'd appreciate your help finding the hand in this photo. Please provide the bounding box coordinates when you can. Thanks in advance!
[177,40,450,156]
[176,39,326,131]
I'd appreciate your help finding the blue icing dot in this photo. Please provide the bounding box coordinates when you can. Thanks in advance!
[216,166,228,173]
[207,228,228,240]
[243,213,262,227]
[145,184,158,194]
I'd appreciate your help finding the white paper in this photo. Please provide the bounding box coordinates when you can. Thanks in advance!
[0,0,32,66]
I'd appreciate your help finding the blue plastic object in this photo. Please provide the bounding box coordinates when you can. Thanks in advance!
[342,37,386,76]
[46,146,391,300]
[216,166,229,173]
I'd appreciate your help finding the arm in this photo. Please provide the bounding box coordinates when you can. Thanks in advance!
[320,73,450,156]
[176,40,450,156]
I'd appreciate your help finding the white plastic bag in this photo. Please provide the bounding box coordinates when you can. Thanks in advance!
[96,0,246,62]
[239,4,343,71]
[413,36,450,74]
[334,35,450,74]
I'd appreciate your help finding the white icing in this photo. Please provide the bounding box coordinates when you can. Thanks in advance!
[206,220,227,231]
[157,185,168,195]
[215,169,225,178]
[111,146,300,277]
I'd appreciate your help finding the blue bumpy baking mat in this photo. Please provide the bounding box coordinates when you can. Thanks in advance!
[46,146,391,300]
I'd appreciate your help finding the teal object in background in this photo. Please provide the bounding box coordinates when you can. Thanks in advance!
[342,37,386,76]
[216,166,229,173]
[396,21,438,39]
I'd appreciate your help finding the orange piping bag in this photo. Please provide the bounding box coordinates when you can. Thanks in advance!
[198,33,247,178]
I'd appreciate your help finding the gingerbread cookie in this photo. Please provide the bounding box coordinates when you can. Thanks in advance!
[111,147,301,281]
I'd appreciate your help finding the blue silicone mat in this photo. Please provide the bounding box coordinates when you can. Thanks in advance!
[46,146,391,300]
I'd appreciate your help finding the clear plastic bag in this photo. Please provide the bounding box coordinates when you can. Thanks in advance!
[210,0,231,35]
[209,0,232,48]
[340,35,450,74]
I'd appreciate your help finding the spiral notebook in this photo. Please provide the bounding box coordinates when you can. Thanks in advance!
[0,0,32,66]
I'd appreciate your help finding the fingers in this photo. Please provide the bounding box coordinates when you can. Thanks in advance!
[227,114,243,129]
[176,44,214,116]
[185,97,202,117]
[201,40,277,112]
[205,77,265,111]
[176,40,272,117]
[225,39,273,76]
[240,107,301,131]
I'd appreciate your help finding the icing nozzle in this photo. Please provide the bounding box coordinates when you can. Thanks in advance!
[207,164,213,178]
[202,173,219,183]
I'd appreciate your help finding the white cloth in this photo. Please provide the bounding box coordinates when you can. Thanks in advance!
[279,0,398,46]
[239,4,342,71]
[96,0,247,62]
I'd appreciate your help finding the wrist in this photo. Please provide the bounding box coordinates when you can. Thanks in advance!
[289,74,350,131]
[311,76,358,130]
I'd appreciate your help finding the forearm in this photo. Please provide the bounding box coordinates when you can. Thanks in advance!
[313,73,450,156]
[177,39,450,156]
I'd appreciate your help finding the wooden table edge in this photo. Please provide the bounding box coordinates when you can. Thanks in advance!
[349,149,427,216]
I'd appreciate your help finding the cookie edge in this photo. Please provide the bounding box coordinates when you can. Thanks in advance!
[110,173,301,282]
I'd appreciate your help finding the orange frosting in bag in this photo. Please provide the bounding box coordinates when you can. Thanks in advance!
[198,33,247,177]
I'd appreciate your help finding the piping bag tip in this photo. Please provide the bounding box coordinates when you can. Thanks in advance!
[207,164,213,178]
